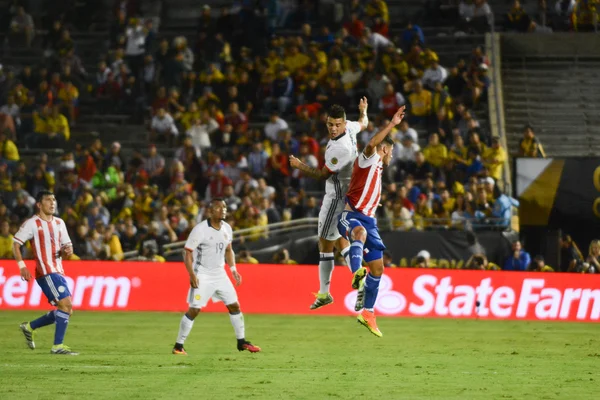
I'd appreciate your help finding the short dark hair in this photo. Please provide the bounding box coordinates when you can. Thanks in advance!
[327,104,346,120]
[211,198,225,205]
[35,190,54,203]
[377,134,394,149]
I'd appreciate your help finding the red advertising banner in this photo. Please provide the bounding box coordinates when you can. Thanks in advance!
[1,261,599,322]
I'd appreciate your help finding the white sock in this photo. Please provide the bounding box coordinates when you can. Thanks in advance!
[319,252,335,294]
[229,312,245,340]
[176,314,195,345]
[340,246,351,273]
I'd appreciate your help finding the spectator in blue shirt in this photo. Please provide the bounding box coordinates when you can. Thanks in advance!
[504,241,531,271]
[401,21,425,52]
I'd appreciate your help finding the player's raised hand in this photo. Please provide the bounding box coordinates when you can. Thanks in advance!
[189,274,199,289]
[20,266,31,282]
[391,105,406,125]
[358,96,368,113]
[232,270,242,286]
[289,155,302,169]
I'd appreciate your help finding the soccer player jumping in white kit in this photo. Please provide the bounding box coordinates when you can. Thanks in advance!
[289,98,369,309]
[172,199,260,355]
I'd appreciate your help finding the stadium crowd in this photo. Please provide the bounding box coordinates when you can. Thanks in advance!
[0,0,519,264]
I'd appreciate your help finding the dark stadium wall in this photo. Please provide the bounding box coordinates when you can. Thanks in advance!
[516,157,600,259]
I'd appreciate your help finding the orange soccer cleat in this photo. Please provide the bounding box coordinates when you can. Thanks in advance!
[357,309,382,337]
[238,341,261,353]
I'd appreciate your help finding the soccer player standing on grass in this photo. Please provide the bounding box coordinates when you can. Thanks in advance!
[289,98,369,310]
[338,106,406,337]
[172,198,260,355]
[15,191,78,355]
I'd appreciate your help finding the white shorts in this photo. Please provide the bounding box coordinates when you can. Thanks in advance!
[187,274,238,309]
[318,196,345,241]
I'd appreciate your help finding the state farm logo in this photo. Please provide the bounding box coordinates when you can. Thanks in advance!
[0,267,140,308]
[344,275,407,315]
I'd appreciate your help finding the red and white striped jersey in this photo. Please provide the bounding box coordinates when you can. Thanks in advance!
[345,152,383,217]
[13,215,72,278]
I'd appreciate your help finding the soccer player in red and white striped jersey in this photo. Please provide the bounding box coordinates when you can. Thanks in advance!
[13,191,78,355]
[338,106,405,337]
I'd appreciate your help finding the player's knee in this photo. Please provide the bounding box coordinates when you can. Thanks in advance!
[187,308,201,319]
[227,303,241,314]
[370,264,384,276]
[350,226,367,242]
[318,238,335,253]
[58,298,73,314]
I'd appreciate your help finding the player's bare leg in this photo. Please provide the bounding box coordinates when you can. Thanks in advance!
[357,258,384,337]
[173,307,200,355]
[51,297,79,355]
[226,303,260,353]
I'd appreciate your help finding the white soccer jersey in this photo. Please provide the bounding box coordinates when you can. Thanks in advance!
[13,215,72,278]
[324,120,361,199]
[184,220,233,277]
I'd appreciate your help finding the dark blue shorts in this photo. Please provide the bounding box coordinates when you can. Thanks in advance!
[36,273,71,305]
[338,210,386,262]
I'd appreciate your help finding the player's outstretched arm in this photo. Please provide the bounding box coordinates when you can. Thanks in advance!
[289,155,333,181]
[358,96,369,130]
[363,106,406,158]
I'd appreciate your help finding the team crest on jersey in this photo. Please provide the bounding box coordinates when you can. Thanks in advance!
[331,157,338,165]
[195,295,201,300]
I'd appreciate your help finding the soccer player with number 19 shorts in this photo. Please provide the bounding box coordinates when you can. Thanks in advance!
[337,106,406,337]
[172,199,260,355]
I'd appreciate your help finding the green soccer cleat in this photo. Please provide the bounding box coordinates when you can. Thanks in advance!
[51,344,79,355]
[309,293,334,310]
[351,267,367,290]
[19,322,35,350]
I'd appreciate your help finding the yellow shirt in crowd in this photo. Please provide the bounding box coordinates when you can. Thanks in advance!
[483,146,507,180]
[0,234,13,258]
[409,90,432,117]
[423,143,448,168]
[0,138,20,161]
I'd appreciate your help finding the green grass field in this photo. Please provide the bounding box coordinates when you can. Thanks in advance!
[0,311,598,399]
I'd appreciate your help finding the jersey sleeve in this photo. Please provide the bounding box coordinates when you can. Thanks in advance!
[59,220,72,247]
[357,151,381,168]
[325,145,354,173]
[13,219,34,246]
[226,224,233,244]
[346,120,362,139]
[184,225,203,251]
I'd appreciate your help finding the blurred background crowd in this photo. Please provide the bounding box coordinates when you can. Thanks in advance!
[0,0,597,266]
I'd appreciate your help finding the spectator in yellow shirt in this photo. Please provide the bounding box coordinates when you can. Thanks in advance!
[47,106,71,141]
[483,137,507,181]
[365,0,390,24]
[0,220,13,258]
[272,248,298,265]
[422,133,448,169]
[57,81,79,123]
[519,124,545,158]
[408,81,432,122]
[237,247,259,264]
[0,130,20,167]
[284,46,311,75]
